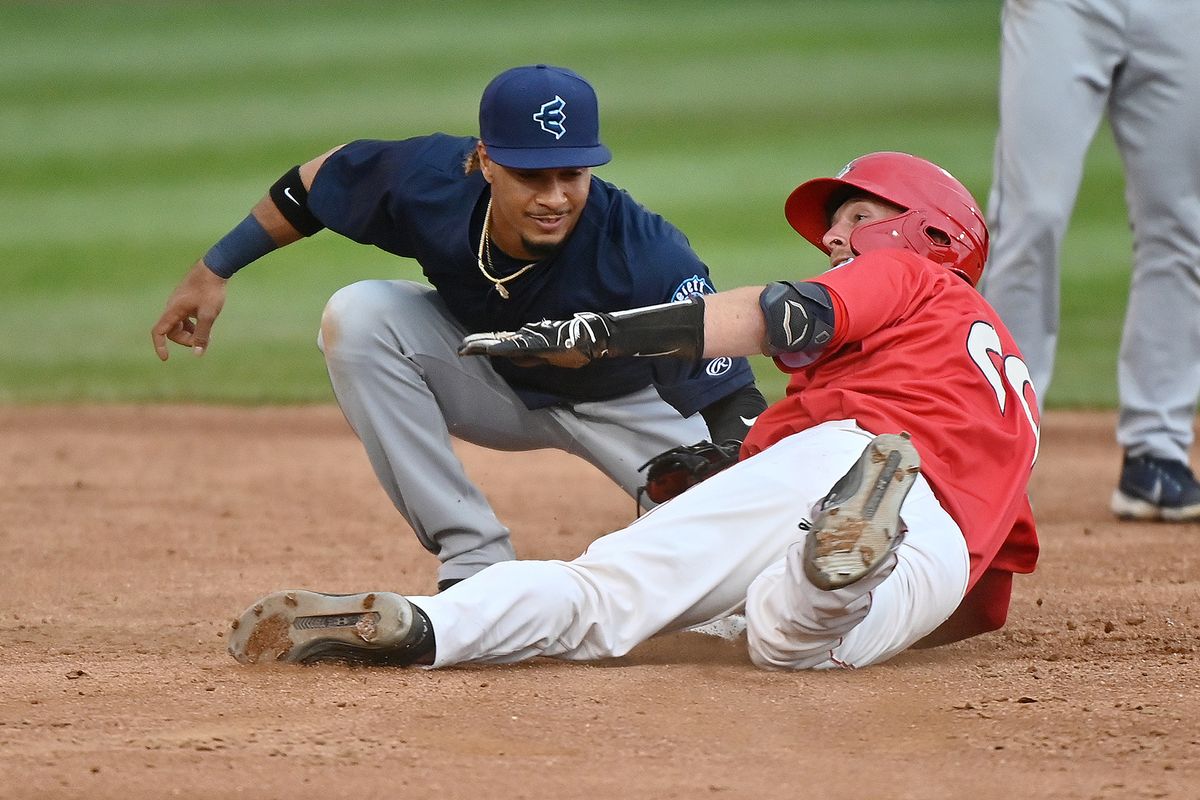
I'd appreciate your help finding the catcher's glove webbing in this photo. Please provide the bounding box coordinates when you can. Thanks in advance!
[637,439,742,508]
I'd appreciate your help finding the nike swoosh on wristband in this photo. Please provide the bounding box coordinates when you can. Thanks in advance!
[283,187,301,206]
[740,415,759,427]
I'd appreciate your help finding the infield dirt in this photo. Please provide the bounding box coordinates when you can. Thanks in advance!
[1,406,1196,799]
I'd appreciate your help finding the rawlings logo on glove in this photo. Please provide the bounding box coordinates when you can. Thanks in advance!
[458,313,613,368]
[638,439,742,506]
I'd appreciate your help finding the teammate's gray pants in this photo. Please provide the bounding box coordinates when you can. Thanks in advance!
[318,280,708,584]
[981,0,1200,462]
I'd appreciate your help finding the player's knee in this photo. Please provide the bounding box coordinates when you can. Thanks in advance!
[998,195,1073,242]
[320,280,396,353]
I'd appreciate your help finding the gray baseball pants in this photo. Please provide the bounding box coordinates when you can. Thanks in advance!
[981,0,1200,462]
[318,279,709,584]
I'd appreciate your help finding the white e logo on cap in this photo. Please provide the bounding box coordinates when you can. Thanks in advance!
[534,96,567,139]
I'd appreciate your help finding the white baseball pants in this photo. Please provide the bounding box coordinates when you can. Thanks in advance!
[414,420,970,671]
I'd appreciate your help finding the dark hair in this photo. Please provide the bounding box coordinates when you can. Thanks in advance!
[463,148,482,175]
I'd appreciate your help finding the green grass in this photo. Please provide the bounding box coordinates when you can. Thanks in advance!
[0,0,1131,406]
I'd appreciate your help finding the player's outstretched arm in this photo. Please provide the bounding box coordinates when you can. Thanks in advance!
[700,286,769,357]
[458,286,769,367]
[151,148,342,361]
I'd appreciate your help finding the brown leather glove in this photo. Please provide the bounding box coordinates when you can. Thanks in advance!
[638,439,742,505]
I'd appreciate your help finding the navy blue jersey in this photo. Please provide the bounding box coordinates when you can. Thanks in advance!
[307,134,754,415]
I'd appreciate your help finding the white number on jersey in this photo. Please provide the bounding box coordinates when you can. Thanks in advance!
[967,321,1040,465]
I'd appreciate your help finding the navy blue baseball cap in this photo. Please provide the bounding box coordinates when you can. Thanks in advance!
[479,64,612,169]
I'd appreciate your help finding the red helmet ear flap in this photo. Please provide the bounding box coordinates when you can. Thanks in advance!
[846,210,985,285]
[913,205,989,286]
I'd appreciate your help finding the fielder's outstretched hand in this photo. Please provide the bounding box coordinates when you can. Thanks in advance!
[152,260,228,360]
[458,313,612,368]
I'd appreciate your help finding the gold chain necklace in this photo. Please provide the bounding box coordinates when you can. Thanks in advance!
[476,197,540,300]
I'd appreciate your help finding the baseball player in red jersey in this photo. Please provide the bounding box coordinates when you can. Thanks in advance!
[226,152,1041,670]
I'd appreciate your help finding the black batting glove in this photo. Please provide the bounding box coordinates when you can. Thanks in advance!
[458,312,613,368]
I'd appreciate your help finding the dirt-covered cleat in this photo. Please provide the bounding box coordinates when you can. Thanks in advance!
[803,433,920,591]
[227,590,434,666]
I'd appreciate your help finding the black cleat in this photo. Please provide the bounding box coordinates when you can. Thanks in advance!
[1111,453,1200,522]
[803,433,920,590]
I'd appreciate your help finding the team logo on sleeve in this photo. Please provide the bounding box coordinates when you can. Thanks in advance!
[705,357,733,376]
[671,274,715,302]
[534,96,567,139]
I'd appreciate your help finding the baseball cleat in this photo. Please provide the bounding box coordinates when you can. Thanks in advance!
[1110,453,1200,522]
[227,590,434,666]
[803,433,920,590]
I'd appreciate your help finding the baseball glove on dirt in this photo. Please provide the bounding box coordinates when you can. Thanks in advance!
[638,439,742,506]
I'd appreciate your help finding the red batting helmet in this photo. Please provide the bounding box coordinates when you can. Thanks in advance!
[784,152,989,286]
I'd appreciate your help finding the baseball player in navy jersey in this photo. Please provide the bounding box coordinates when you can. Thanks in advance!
[152,64,765,590]
[980,0,1200,521]
[226,152,1041,671]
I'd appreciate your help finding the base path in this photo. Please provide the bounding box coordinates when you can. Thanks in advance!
[1,406,1196,798]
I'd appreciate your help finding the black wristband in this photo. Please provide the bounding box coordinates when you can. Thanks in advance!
[699,383,768,443]
[203,213,276,278]
[269,165,325,236]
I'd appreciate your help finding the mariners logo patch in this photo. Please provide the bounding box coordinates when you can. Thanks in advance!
[705,357,733,376]
[534,96,567,139]
[671,275,715,302]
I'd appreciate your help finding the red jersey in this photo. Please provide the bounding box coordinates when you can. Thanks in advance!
[742,249,1040,590]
